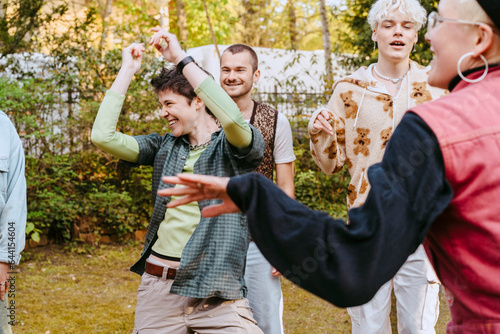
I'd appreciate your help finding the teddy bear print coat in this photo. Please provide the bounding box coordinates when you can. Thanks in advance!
[308,60,447,209]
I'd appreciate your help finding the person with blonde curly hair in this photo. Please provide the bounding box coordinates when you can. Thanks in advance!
[308,0,446,332]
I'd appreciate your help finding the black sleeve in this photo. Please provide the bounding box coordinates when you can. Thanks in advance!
[227,112,453,307]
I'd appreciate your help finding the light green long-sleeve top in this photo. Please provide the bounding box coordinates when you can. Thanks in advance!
[91,77,252,162]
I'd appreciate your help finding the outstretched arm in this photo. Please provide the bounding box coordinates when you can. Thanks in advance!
[160,174,238,217]
[160,113,453,308]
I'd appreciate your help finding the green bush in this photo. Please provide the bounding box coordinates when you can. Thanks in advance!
[24,152,152,243]
[292,119,350,219]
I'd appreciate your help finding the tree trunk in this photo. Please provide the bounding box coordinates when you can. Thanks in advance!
[159,1,169,29]
[0,0,6,20]
[240,0,268,46]
[0,0,46,57]
[288,0,297,50]
[319,0,333,87]
[99,0,113,50]
[175,0,188,49]
[202,0,220,59]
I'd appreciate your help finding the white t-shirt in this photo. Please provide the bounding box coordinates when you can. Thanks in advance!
[245,112,296,164]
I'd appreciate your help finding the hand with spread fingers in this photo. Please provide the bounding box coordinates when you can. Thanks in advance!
[159,174,240,217]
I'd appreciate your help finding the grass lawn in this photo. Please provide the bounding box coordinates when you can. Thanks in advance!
[14,244,450,333]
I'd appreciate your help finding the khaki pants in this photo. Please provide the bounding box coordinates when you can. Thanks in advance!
[133,272,263,334]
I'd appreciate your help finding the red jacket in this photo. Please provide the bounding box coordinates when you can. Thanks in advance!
[413,66,500,333]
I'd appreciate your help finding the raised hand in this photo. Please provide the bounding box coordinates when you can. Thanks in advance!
[110,43,146,95]
[159,174,241,217]
[312,109,334,136]
[149,27,187,65]
[121,43,146,74]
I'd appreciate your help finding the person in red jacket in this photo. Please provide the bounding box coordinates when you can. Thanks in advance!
[159,0,500,332]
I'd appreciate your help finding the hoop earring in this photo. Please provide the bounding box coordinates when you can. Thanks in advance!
[457,52,488,83]
[373,41,377,51]
[412,44,415,53]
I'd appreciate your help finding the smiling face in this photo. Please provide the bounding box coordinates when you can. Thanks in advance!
[158,90,201,137]
[425,0,480,89]
[372,10,418,63]
[220,51,260,100]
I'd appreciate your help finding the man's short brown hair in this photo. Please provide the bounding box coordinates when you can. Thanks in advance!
[223,44,259,72]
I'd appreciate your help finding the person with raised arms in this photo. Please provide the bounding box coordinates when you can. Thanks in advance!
[91,28,265,333]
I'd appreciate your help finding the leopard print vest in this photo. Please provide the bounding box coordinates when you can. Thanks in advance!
[250,101,278,180]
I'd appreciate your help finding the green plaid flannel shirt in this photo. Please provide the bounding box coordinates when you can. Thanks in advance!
[129,126,264,300]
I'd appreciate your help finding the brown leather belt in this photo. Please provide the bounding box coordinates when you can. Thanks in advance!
[145,260,178,280]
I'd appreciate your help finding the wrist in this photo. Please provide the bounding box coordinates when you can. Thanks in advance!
[118,66,137,78]
[173,53,189,66]
[176,56,196,73]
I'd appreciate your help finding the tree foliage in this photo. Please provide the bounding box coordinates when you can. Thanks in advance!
[0,0,67,58]
[1,6,169,242]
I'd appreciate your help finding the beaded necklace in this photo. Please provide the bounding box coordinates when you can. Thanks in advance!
[374,65,408,84]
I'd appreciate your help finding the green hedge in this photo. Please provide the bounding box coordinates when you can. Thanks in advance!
[25,153,152,243]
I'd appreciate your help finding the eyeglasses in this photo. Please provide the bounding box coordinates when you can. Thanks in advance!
[427,11,482,32]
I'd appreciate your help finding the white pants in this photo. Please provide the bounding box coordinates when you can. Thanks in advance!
[245,241,284,334]
[348,245,440,334]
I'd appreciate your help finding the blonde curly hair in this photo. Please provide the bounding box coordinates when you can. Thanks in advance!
[368,0,427,31]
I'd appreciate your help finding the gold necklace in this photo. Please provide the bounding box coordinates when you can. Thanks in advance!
[189,140,212,151]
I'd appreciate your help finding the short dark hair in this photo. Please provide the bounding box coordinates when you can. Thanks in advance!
[223,44,258,72]
[150,66,215,118]
[150,67,196,101]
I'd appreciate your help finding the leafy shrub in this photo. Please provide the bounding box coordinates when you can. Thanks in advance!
[292,119,349,219]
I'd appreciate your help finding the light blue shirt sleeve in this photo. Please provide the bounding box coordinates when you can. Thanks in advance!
[0,111,27,265]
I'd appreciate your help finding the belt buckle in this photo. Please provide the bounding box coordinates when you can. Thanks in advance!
[163,267,177,280]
